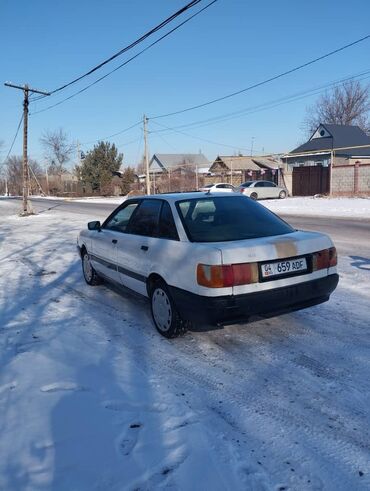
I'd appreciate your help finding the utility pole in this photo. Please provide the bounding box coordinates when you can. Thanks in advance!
[143,114,150,195]
[4,82,50,214]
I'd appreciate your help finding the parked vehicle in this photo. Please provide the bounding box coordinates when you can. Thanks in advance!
[239,180,287,200]
[77,193,338,338]
[198,183,237,193]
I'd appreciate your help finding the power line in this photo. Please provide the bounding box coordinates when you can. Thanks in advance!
[2,114,24,162]
[40,0,204,97]
[150,33,370,119]
[81,121,142,145]
[150,69,370,133]
[30,0,217,115]
[150,120,254,153]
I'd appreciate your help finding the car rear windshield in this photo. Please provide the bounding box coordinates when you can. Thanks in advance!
[175,196,294,242]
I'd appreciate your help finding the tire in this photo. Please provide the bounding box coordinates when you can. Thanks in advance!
[150,280,187,338]
[279,190,287,199]
[81,249,101,286]
[250,192,258,200]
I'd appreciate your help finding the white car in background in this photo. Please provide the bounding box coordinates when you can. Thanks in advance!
[239,180,287,200]
[77,193,338,338]
[198,183,237,193]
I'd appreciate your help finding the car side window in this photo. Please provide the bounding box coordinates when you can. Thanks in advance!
[127,199,162,237]
[158,201,179,241]
[255,182,264,188]
[104,202,139,232]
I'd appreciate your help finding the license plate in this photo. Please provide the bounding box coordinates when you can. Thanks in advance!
[261,257,307,278]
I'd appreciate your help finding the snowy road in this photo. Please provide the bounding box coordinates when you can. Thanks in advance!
[0,198,369,490]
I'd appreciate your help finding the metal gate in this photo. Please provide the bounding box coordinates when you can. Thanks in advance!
[292,165,330,196]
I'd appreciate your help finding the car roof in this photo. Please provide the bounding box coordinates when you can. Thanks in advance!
[127,192,241,202]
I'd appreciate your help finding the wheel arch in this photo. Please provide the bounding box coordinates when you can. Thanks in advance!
[146,273,166,296]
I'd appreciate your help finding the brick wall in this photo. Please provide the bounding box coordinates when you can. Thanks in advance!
[359,165,370,193]
[331,164,370,195]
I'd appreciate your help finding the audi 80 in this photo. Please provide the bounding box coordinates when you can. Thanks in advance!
[77,193,338,338]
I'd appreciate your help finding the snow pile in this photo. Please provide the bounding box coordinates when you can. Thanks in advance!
[262,196,370,218]
[0,201,369,490]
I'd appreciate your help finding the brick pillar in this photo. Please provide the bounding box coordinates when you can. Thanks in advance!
[354,161,361,194]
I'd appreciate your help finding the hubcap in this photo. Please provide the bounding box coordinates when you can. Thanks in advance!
[83,254,93,282]
[152,288,172,332]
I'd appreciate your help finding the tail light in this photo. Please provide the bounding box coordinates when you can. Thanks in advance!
[197,263,258,288]
[312,247,337,271]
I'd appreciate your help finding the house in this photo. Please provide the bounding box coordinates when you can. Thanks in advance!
[47,171,79,195]
[209,155,281,186]
[149,153,209,174]
[148,153,210,192]
[283,124,370,196]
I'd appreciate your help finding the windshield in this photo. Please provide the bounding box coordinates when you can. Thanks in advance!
[176,196,294,242]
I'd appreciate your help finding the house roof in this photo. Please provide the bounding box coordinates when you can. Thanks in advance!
[211,155,280,171]
[212,156,261,171]
[289,124,370,156]
[149,153,209,172]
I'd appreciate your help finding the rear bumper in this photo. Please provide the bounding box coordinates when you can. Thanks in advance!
[169,274,339,325]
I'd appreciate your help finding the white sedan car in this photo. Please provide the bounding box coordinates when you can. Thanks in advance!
[77,193,338,338]
[239,180,287,200]
[198,183,237,193]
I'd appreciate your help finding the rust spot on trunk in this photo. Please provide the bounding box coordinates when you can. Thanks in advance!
[274,239,297,258]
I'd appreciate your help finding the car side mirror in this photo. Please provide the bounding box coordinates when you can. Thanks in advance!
[88,220,101,231]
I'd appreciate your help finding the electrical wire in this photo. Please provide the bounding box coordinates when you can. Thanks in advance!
[150,69,370,133]
[2,114,24,163]
[150,33,370,119]
[81,121,142,145]
[37,0,203,98]
[30,0,212,105]
[30,0,217,115]
[150,120,253,153]
[151,130,179,152]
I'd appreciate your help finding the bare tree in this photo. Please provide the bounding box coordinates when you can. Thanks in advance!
[40,128,75,174]
[5,156,43,196]
[304,80,370,135]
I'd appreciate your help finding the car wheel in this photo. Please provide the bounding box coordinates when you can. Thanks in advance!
[250,192,258,200]
[150,280,187,338]
[279,190,287,199]
[82,249,101,286]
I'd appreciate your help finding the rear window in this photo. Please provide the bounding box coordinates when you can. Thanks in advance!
[175,196,294,242]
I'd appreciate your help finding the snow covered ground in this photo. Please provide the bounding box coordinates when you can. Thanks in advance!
[261,196,370,219]
[0,199,369,491]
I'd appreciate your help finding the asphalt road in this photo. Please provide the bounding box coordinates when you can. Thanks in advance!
[6,196,370,257]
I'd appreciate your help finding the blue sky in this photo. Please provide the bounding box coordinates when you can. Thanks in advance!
[1,0,370,167]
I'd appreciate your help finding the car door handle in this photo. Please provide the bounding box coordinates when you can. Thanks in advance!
[112,239,118,244]
[141,245,149,251]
